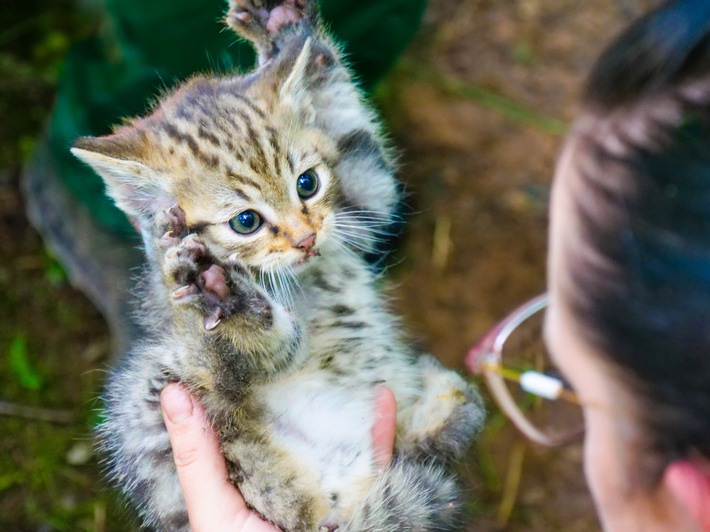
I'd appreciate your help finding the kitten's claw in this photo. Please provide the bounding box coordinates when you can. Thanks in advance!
[156,204,188,238]
[167,205,187,236]
[160,231,181,248]
[234,10,253,23]
[172,284,198,300]
[164,246,180,262]
[204,308,223,331]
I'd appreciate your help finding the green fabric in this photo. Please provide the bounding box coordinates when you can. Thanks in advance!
[48,0,427,238]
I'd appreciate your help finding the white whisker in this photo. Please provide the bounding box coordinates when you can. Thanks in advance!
[284,264,302,299]
[331,228,389,244]
[336,214,393,223]
[267,263,278,301]
[332,224,394,238]
[333,216,392,228]
[330,234,365,259]
[338,207,398,218]
[277,268,291,309]
[330,231,379,253]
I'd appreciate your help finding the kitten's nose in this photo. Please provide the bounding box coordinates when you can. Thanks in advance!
[296,232,317,251]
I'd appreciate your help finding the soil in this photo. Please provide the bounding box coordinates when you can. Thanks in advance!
[1,0,658,530]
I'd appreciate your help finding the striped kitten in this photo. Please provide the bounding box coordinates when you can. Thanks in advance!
[72,1,484,530]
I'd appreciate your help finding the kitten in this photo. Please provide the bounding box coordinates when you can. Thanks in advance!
[72,1,484,530]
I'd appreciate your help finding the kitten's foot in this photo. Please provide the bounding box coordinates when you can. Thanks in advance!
[346,458,463,531]
[401,357,485,461]
[227,0,315,54]
[162,235,272,331]
[417,384,484,461]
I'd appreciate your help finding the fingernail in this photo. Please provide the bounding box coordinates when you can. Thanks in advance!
[161,384,194,424]
[374,385,393,418]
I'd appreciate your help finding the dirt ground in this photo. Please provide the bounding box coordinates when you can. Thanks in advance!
[1,0,658,530]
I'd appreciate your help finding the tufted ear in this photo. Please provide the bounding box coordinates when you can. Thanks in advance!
[71,132,173,221]
[279,37,320,124]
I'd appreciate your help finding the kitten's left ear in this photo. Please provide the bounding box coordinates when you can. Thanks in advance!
[71,132,173,220]
[279,37,330,124]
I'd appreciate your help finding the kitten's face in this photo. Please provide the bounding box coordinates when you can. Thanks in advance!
[172,116,342,273]
[73,75,345,273]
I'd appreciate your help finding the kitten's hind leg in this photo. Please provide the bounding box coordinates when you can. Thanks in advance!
[398,356,486,462]
[226,0,318,62]
[223,436,322,532]
[345,458,464,532]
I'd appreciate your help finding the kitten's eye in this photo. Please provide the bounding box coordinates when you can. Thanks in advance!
[229,210,263,235]
[296,170,319,199]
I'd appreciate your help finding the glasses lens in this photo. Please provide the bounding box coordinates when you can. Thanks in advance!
[500,309,584,443]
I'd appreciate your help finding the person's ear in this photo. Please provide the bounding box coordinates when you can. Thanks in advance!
[663,459,710,530]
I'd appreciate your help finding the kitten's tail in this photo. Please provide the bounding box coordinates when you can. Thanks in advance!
[344,458,465,532]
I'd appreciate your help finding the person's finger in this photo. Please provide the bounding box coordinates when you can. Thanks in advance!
[161,383,276,531]
[371,386,397,473]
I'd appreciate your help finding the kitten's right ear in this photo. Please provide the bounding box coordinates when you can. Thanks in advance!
[71,133,170,219]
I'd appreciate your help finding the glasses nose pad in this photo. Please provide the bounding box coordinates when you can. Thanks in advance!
[465,340,496,376]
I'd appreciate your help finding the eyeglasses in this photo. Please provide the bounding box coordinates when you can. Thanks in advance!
[466,294,585,447]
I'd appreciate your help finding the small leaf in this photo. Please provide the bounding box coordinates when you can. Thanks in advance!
[9,336,44,391]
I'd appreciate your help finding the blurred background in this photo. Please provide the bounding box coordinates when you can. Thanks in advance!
[0,0,657,530]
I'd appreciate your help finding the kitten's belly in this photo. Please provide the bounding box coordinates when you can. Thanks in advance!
[257,373,376,520]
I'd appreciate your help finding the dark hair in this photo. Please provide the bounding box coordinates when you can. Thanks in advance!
[562,0,710,483]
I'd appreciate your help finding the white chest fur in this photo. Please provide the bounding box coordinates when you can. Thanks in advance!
[257,373,377,523]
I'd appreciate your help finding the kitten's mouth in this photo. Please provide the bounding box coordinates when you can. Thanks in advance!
[297,248,321,264]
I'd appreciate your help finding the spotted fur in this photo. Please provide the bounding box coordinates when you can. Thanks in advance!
[73,1,484,530]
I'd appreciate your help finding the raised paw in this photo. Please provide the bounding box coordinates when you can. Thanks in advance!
[162,235,223,330]
[227,0,314,53]
[163,238,275,332]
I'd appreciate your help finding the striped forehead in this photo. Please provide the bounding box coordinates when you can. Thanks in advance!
[155,80,298,200]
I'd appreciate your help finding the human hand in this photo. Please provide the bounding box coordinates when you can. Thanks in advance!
[160,383,397,531]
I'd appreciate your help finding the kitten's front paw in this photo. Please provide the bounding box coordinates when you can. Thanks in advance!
[162,236,275,332]
[227,0,312,43]
[162,234,220,329]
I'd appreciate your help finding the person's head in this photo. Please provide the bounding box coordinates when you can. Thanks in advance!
[546,1,710,530]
